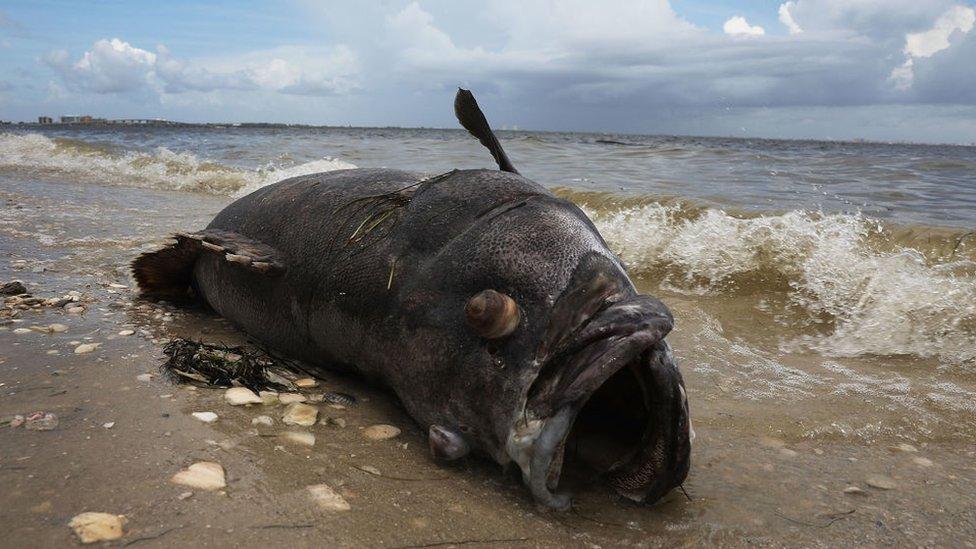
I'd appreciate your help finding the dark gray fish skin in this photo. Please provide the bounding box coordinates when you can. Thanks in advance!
[156,167,691,508]
[133,90,690,509]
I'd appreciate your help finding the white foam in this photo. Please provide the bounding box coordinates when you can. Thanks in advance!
[0,132,356,196]
[584,202,976,366]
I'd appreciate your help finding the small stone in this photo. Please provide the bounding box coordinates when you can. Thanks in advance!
[171,461,226,490]
[278,393,307,404]
[258,391,279,405]
[294,377,318,388]
[136,374,152,383]
[9,415,25,428]
[102,422,115,429]
[282,403,318,426]
[779,448,798,458]
[13,328,32,334]
[281,431,315,447]
[25,411,58,431]
[813,448,824,455]
[1,281,27,295]
[865,474,897,490]
[913,457,934,467]
[66,306,85,315]
[68,512,125,543]
[178,491,193,501]
[362,424,400,440]
[251,415,274,427]
[109,283,127,289]
[326,417,346,428]
[49,323,69,333]
[891,443,918,453]
[74,343,100,354]
[843,486,867,496]
[192,412,219,424]
[225,387,262,406]
[118,330,135,336]
[307,483,350,511]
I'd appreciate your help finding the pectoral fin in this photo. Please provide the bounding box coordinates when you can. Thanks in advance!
[132,229,284,298]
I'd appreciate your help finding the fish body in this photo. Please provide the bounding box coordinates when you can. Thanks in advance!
[133,91,691,508]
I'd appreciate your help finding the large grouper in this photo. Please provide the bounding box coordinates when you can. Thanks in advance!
[132,90,692,510]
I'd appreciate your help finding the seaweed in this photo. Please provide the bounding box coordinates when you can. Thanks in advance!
[160,338,290,392]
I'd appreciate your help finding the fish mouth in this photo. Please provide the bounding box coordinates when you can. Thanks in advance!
[507,294,692,510]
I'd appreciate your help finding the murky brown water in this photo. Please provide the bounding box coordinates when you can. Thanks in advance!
[2,176,975,548]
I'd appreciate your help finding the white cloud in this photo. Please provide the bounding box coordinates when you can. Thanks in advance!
[904,4,975,57]
[45,38,360,97]
[778,2,803,34]
[723,16,765,37]
[889,4,975,90]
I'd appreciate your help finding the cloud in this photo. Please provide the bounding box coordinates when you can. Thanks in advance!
[889,4,975,90]
[44,38,360,97]
[723,16,765,37]
[778,2,803,34]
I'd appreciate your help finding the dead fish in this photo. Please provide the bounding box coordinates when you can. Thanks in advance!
[132,89,692,510]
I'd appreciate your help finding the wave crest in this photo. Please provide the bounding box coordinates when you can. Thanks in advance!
[0,132,356,195]
[561,189,976,365]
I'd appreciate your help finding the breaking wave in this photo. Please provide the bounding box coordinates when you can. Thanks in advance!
[559,189,976,366]
[0,132,356,196]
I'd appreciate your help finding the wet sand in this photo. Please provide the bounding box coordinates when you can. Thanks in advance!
[2,178,975,548]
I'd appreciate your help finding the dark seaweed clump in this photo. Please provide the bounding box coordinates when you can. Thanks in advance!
[161,338,289,392]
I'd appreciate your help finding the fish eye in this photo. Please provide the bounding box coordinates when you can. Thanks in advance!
[465,289,520,339]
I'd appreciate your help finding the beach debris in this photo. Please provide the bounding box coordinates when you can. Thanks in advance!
[278,392,306,404]
[66,306,86,315]
[325,417,347,428]
[171,461,226,490]
[779,448,798,458]
[225,387,262,406]
[358,465,381,476]
[68,512,126,543]
[160,338,289,391]
[259,391,279,405]
[1,281,27,295]
[843,486,867,496]
[74,343,100,354]
[282,403,318,426]
[13,328,32,334]
[24,411,58,431]
[913,457,934,467]
[118,329,135,336]
[136,373,153,383]
[891,443,918,453]
[178,491,193,501]
[251,415,274,427]
[102,422,115,429]
[281,431,315,447]
[192,412,219,424]
[294,377,318,388]
[865,474,897,490]
[363,424,400,440]
[7,415,25,428]
[307,483,351,511]
[49,323,69,333]
[322,391,357,407]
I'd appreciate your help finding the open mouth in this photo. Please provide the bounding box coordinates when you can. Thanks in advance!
[507,295,691,509]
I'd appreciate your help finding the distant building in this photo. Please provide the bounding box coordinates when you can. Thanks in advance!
[38,116,53,124]
[60,115,93,124]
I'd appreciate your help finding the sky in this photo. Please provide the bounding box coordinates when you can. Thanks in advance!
[1,0,975,143]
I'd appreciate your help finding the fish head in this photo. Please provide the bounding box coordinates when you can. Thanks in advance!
[401,182,691,509]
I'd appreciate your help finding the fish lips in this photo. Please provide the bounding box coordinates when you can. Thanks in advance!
[512,295,691,509]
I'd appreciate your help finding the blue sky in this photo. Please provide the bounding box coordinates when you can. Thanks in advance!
[1,0,975,143]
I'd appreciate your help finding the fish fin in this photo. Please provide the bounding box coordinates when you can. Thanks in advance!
[132,229,284,298]
[454,88,519,174]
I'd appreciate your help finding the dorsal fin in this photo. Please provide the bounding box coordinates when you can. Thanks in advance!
[454,88,519,174]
